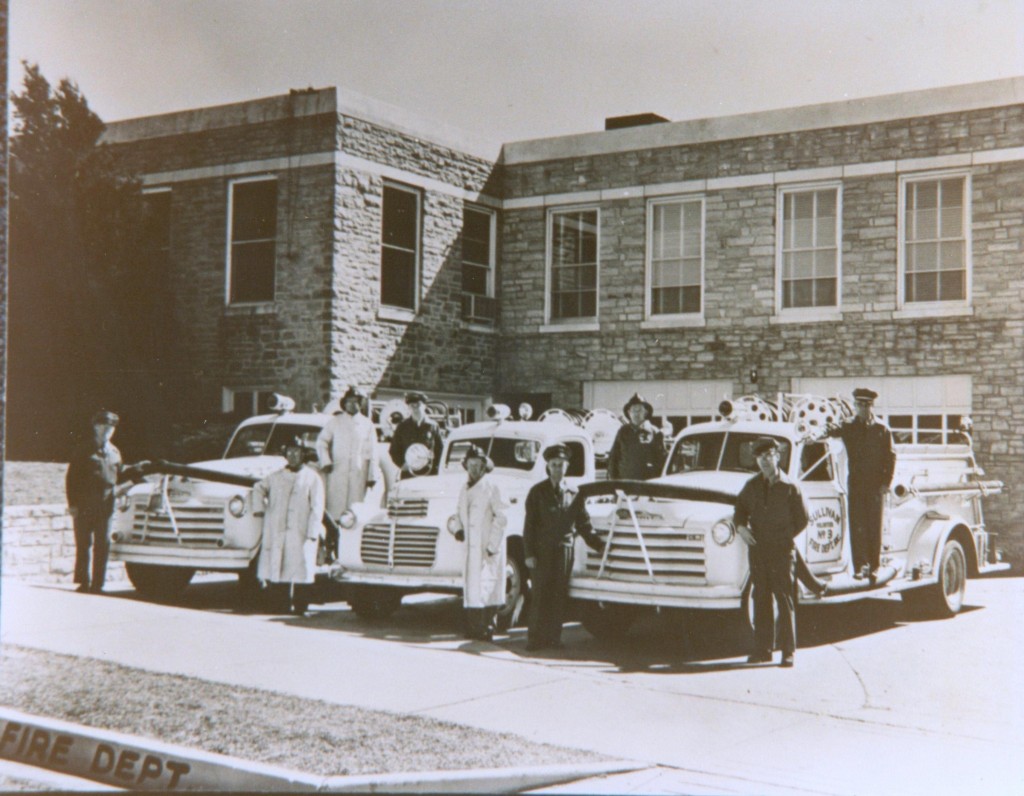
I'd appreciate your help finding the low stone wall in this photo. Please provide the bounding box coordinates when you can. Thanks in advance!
[2,505,126,584]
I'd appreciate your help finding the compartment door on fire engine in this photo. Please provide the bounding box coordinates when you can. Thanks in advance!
[798,440,845,566]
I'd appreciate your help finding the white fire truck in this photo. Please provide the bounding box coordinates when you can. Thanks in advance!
[570,394,1008,639]
[333,404,622,627]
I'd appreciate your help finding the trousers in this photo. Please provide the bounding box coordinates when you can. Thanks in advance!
[528,545,573,647]
[750,547,796,657]
[848,485,884,572]
[74,511,112,591]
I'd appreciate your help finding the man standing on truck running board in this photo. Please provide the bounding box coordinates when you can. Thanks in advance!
[827,387,896,584]
[735,437,809,668]
[607,393,666,480]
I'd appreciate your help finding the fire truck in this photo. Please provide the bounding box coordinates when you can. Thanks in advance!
[570,394,1008,639]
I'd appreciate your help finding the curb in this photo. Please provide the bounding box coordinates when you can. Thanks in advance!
[0,707,644,792]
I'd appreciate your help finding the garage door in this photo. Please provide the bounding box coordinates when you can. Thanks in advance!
[583,379,734,434]
[792,375,972,444]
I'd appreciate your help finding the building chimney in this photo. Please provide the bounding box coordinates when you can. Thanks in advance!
[604,112,670,131]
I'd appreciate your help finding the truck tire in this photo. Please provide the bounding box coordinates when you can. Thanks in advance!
[125,563,195,602]
[901,539,967,618]
[580,600,637,640]
[495,555,527,632]
[348,586,402,620]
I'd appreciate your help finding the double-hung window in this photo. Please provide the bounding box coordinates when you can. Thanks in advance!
[461,205,497,325]
[777,185,840,313]
[648,197,704,317]
[381,182,421,311]
[900,173,970,307]
[548,208,598,322]
[227,177,277,304]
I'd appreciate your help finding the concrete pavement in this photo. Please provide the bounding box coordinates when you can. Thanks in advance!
[2,576,1022,795]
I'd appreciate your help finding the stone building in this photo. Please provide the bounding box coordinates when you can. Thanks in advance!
[103,78,1023,555]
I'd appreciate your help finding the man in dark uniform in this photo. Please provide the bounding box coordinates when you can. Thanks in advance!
[65,410,145,594]
[827,387,896,583]
[607,393,666,480]
[523,444,604,651]
[389,391,443,479]
[734,437,809,668]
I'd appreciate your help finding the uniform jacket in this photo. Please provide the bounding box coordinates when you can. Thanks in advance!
[607,422,666,480]
[316,411,379,516]
[389,417,443,474]
[455,474,508,608]
[734,472,809,550]
[829,417,896,490]
[254,464,326,584]
[66,441,123,517]
[523,478,602,560]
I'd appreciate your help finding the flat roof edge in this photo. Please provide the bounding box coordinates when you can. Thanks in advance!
[501,77,1024,165]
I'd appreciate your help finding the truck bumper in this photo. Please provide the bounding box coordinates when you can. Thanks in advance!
[570,579,742,610]
[335,569,463,591]
[109,544,255,571]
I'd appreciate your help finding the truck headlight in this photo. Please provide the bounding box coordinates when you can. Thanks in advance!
[228,495,247,518]
[338,510,356,529]
[711,520,735,546]
[117,494,131,512]
[447,514,461,534]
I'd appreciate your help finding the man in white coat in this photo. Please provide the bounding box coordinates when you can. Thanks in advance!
[317,386,378,560]
[254,437,326,616]
[450,444,508,640]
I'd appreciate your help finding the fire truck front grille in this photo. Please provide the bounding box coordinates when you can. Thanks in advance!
[387,498,429,518]
[585,527,707,583]
[127,500,227,546]
[361,524,439,568]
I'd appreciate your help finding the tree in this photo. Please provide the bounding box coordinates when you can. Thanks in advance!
[7,63,161,460]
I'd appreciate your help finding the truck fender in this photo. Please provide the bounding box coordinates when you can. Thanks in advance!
[905,512,957,580]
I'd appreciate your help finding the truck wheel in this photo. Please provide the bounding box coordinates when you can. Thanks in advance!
[902,539,967,618]
[580,601,637,640]
[125,563,195,602]
[495,555,526,632]
[348,586,402,620]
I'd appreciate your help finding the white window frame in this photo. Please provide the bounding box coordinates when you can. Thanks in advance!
[225,175,278,306]
[897,170,972,316]
[543,205,600,332]
[380,180,422,315]
[461,204,497,327]
[222,387,275,416]
[644,195,706,327]
[774,181,843,322]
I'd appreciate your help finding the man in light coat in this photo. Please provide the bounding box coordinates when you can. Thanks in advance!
[254,437,326,615]
[450,444,508,640]
[317,386,378,518]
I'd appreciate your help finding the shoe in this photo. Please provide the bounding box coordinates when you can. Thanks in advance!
[747,653,772,664]
[780,655,795,668]
[76,584,90,593]
[89,585,105,594]
[853,564,870,580]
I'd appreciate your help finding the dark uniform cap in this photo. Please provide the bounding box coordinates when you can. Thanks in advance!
[462,444,494,471]
[340,386,367,404]
[852,388,879,403]
[282,435,313,451]
[91,410,119,427]
[622,392,653,418]
[543,443,572,463]
[752,437,779,456]
[405,391,429,404]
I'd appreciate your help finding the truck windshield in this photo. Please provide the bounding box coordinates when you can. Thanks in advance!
[445,437,541,472]
[666,432,791,475]
[224,423,321,459]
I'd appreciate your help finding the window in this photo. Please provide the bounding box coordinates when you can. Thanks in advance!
[381,182,421,310]
[778,186,839,311]
[462,206,497,324]
[888,414,967,445]
[223,388,276,417]
[901,174,969,305]
[228,178,277,304]
[649,198,703,316]
[141,189,171,268]
[548,208,598,321]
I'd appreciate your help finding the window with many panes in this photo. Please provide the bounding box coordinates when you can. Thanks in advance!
[222,388,276,417]
[901,174,969,305]
[887,414,969,445]
[228,177,277,304]
[778,186,840,310]
[649,198,703,316]
[461,205,496,324]
[548,208,598,321]
[381,182,421,311]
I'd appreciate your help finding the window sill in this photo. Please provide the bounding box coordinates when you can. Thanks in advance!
[462,321,498,334]
[640,315,706,330]
[893,304,973,320]
[377,306,416,324]
[224,302,277,316]
[539,320,600,334]
[770,310,844,325]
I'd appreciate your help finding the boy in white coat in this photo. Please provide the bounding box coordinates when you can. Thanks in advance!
[450,444,508,640]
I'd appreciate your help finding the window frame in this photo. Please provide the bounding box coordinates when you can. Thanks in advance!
[897,170,972,312]
[225,175,278,306]
[645,195,706,322]
[222,387,276,417]
[544,205,600,326]
[461,203,498,326]
[774,181,843,319]
[380,180,422,314]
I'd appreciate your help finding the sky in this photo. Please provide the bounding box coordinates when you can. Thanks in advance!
[8,0,1024,144]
